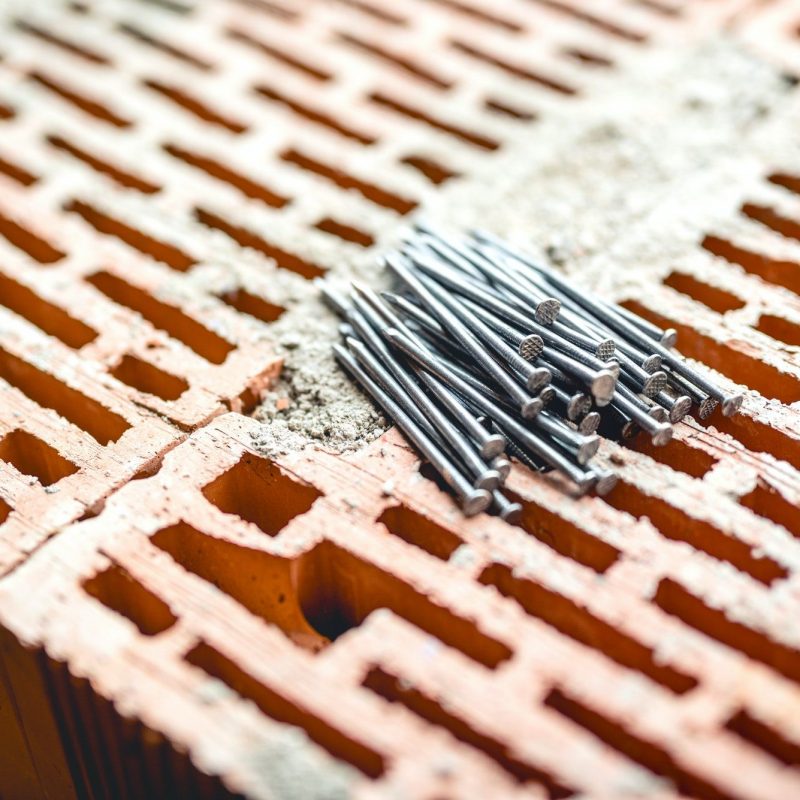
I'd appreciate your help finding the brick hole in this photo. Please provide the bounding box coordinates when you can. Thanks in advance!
[422,0,523,32]
[226,28,331,81]
[376,504,462,561]
[86,270,234,365]
[130,458,163,481]
[483,97,538,121]
[450,40,577,95]
[254,83,375,145]
[280,147,417,214]
[46,134,160,194]
[135,0,193,13]
[479,563,697,693]
[68,1,90,12]
[0,102,14,121]
[561,47,614,68]
[28,71,131,128]
[216,287,285,324]
[624,299,800,404]
[332,0,406,25]
[544,688,732,800]
[363,667,572,797]
[739,482,799,540]
[742,203,800,244]
[526,0,647,43]
[0,154,37,186]
[505,489,620,574]
[367,92,500,151]
[314,217,374,247]
[0,345,130,445]
[142,79,246,134]
[116,23,212,70]
[632,0,681,18]
[185,641,386,777]
[14,20,110,65]
[163,143,289,208]
[151,522,328,652]
[297,540,512,669]
[756,314,800,346]
[0,271,97,348]
[228,0,299,19]
[0,496,10,525]
[400,154,460,185]
[622,434,717,480]
[0,429,79,486]
[194,208,325,279]
[65,200,195,272]
[702,235,800,296]
[724,709,800,767]
[662,271,745,314]
[768,172,800,195]
[697,410,800,472]
[655,578,800,685]
[0,209,65,264]
[83,564,177,636]
[110,354,188,402]
[603,480,786,585]
[336,32,452,90]
[201,452,322,537]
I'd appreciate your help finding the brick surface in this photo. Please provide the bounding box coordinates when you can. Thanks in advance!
[0,1,799,799]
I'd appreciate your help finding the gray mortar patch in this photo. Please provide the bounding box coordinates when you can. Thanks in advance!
[244,727,357,800]
[249,38,798,457]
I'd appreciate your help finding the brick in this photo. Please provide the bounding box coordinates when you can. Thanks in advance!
[0,1,799,798]
[0,415,797,799]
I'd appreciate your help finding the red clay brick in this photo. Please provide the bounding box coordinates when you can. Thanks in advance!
[0,1,799,798]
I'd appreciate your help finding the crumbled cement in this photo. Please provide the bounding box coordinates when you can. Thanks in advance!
[249,37,798,456]
[245,727,356,800]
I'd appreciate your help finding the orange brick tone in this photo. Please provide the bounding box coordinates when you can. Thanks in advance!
[0,1,799,799]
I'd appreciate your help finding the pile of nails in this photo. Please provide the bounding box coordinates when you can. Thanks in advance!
[321,225,744,521]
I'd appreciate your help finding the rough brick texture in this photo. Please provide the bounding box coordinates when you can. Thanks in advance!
[1,1,800,799]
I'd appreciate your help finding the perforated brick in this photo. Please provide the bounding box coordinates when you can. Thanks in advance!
[1,1,800,799]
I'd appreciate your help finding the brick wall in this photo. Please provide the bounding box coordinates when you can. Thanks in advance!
[0,1,799,798]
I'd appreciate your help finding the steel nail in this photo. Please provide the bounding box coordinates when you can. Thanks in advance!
[492,490,523,523]
[334,344,491,515]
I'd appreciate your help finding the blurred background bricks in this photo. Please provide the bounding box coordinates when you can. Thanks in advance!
[0,0,799,798]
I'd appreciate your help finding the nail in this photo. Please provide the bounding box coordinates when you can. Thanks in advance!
[548,317,616,360]
[550,385,591,421]
[352,285,508,460]
[538,385,555,406]
[588,469,618,495]
[493,491,523,524]
[343,297,495,485]
[612,300,677,348]
[458,297,545,360]
[666,370,720,418]
[414,367,508,460]
[611,390,673,446]
[447,238,561,324]
[578,411,601,435]
[655,391,692,423]
[417,229,561,323]
[492,457,512,481]
[396,259,542,418]
[385,328,593,484]
[478,239,708,411]
[534,410,600,464]
[318,280,352,316]
[407,250,608,380]
[346,335,498,491]
[380,291,444,335]
[334,344,491,515]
